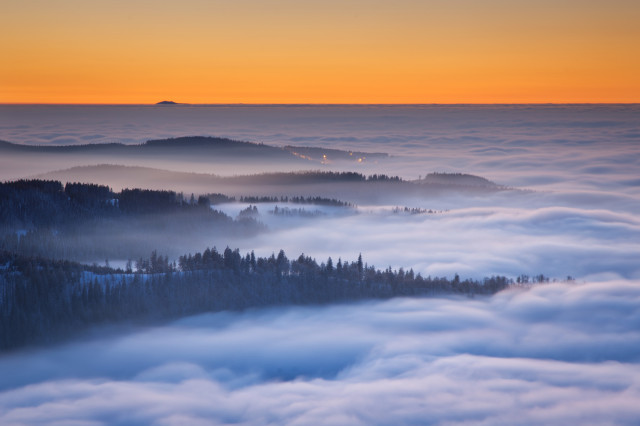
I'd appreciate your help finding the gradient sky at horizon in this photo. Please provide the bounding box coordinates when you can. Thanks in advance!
[2,0,640,104]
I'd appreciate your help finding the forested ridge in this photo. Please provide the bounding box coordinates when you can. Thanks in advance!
[0,180,356,261]
[0,179,353,230]
[1,179,535,352]
[0,180,263,260]
[0,179,224,228]
[0,248,511,351]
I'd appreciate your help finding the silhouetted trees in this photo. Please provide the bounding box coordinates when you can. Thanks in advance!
[238,195,350,207]
[0,247,518,351]
[270,206,324,217]
[0,178,547,354]
[0,180,266,261]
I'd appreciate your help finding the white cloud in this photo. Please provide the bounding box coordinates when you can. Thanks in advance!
[1,104,639,424]
[1,282,640,424]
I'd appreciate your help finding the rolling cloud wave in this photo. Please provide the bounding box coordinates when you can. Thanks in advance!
[1,281,639,424]
[1,105,639,424]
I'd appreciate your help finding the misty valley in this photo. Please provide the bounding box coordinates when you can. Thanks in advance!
[1,170,515,351]
[1,105,639,425]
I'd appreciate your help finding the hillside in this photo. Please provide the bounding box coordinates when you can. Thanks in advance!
[0,136,387,164]
[35,164,508,204]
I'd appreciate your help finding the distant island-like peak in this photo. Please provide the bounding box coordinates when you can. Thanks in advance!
[156,100,178,105]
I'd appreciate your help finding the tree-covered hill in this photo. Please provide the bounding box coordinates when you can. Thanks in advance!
[0,248,512,351]
[0,180,263,261]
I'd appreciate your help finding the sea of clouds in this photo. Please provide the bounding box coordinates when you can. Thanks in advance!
[1,104,639,193]
[1,281,639,424]
[1,104,639,424]
[3,105,636,278]
[233,203,640,281]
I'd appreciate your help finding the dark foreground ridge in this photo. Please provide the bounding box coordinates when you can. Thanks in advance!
[0,248,514,352]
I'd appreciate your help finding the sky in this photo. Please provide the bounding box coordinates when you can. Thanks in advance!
[2,0,640,104]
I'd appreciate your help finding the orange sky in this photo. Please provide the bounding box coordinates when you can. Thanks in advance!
[2,0,639,104]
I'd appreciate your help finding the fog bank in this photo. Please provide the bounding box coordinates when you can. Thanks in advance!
[2,105,639,194]
[1,104,639,424]
[1,281,639,424]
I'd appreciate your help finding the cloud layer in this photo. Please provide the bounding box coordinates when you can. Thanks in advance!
[222,203,640,280]
[1,104,639,424]
[1,281,640,425]
[2,105,639,193]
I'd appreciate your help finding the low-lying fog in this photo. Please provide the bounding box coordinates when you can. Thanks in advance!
[1,104,639,423]
[2,106,636,279]
[1,281,639,424]
[218,200,640,280]
[1,105,639,194]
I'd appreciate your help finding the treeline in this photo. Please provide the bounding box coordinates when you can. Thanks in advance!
[238,195,351,207]
[228,171,401,185]
[0,180,350,230]
[270,206,324,217]
[366,173,401,182]
[0,179,217,229]
[392,206,443,215]
[0,248,511,351]
[237,205,330,219]
[0,180,116,229]
[286,196,351,206]
[0,180,264,261]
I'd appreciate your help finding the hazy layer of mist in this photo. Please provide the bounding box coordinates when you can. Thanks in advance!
[1,105,639,193]
[226,202,640,280]
[1,105,639,423]
[1,281,639,425]
[1,105,637,278]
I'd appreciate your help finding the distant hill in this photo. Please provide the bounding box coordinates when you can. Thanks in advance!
[284,145,388,163]
[0,139,127,153]
[156,100,178,105]
[0,136,387,164]
[418,173,501,188]
[35,164,508,204]
[140,136,295,160]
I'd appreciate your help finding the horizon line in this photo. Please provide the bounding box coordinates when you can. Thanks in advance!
[2,102,640,107]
